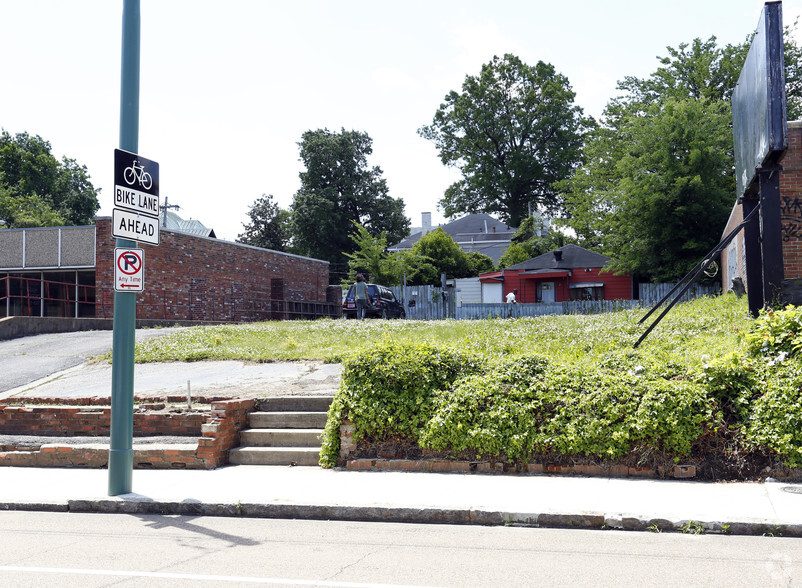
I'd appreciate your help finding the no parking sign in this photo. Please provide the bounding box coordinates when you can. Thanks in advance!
[114,247,145,292]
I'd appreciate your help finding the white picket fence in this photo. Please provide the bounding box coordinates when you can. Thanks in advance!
[389,282,719,321]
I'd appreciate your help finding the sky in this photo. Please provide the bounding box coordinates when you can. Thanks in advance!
[2,0,801,242]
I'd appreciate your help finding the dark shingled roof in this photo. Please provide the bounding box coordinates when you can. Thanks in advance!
[389,213,516,263]
[506,244,611,271]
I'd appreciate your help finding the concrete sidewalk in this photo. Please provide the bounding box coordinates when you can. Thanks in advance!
[2,464,802,536]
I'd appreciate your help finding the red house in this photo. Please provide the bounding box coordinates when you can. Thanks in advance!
[479,244,632,303]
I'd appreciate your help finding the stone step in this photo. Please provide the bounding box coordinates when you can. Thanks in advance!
[249,411,328,429]
[239,428,322,448]
[259,396,334,412]
[228,446,320,466]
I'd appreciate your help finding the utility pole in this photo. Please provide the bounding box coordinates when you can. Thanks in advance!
[109,0,140,496]
[160,196,180,227]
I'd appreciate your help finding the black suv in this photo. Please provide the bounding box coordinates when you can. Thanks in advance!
[342,284,406,319]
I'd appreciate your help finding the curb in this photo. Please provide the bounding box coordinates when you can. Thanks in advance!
[2,499,800,537]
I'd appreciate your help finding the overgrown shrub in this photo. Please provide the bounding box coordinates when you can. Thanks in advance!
[419,355,551,461]
[744,305,802,357]
[745,359,802,467]
[695,352,762,424]
[318,341,484,466]
[318,301,802,472]
[420,361,711,463]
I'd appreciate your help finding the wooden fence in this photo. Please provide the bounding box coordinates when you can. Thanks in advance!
[389,282,720,321]
[638,282,719,304]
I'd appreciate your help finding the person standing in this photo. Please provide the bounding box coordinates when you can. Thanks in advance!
[353,274,371,319]
[506,288,518,303]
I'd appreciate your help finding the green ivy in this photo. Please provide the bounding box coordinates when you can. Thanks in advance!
[421,359,710,463]
[318,341,484,466]
[744,305,802,357]
[745,359,802,467]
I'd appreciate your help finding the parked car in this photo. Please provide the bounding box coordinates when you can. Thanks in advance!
[342,284,406,319]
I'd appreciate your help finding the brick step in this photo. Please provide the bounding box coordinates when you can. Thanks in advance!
[249,411,328,429]
[239,428,323,448]
[228,446,320,466]
[259,396,334,412]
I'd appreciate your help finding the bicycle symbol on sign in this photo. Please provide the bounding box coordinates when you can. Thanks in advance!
[123,160,153,190]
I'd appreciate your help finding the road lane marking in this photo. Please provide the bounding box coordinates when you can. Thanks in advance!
[0,565,441,587]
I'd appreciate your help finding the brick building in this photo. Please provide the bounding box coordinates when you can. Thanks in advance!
[0,216,334,321]
[721,120,802,301]
[478,244,633,303]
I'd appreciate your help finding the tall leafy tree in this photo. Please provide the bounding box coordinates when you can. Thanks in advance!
[560,28,802,281]
[238,193,291,251]
[418,54,589,227]
[290,128,409,272]
[603,99,733,280]
[0,130,99,227]
[410,228,470,280]
[0,185,66,228]
[464,251,495,276]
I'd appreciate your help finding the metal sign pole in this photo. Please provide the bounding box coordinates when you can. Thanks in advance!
[109,0,140,496]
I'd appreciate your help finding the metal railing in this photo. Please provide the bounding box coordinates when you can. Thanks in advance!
[0,275,96,318]
[1,276,339,322]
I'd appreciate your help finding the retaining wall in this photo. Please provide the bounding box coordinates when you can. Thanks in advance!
[0,398,255,469]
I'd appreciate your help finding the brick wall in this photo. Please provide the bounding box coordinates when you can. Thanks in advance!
[781,121,802,279]
[0,405,206,436]
[502,268,632,303]
[95,217,329,321]
[0,399,255,469]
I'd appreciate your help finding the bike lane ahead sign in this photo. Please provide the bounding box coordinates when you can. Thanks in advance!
[114,247,145,292]
[113,149,160,245]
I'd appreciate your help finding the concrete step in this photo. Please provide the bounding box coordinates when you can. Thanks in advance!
[228,446,320,466]
[259,396,334,412]
[239,428,322,448]
[249,411,328,429]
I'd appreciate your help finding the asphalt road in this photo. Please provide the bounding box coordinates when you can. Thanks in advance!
[1,512,800,587]
[0,328,182,393]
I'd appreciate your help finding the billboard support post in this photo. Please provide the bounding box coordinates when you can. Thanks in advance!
[759,164,784,306]
[742,196,764,316]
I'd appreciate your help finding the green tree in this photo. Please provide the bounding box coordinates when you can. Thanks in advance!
[387,250,440,286]
[0,131,99,227]
[418,54,589,227]
[411,228,470,280]
[290,128,410,272]
[559,28,802,281]
[343,222,395,285]
[238,193,290,251]
[464,251,495,276]
[0,186,66,228]
[613,28,802,120]
[562,99,733,281]
[497,218,576,270]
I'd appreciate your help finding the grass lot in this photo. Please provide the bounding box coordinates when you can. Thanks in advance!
[133,294,750,369]
[135,295,802,476]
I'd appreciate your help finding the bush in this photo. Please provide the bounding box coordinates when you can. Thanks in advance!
[420,358,711,464]
[745,359,802,467]
[695,352,762,424]
[316,300,802,473]
[744,305,802,357]
[318,341,484,466]
[419,355,551,461]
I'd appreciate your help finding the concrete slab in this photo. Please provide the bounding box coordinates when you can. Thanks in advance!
[0,359,341,402]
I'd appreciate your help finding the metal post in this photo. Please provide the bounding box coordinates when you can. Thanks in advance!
[759,164,784,307]
[742,196,764,317]
[109,0,140,496]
